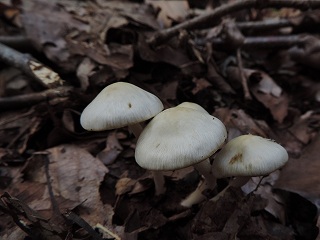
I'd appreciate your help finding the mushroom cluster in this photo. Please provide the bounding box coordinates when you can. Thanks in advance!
[80,82,289,208]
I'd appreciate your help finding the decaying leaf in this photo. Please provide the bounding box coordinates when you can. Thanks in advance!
[226,67,289,123]
[289,35,320,69]
[214,108,271,140]
[146,0,189,28]
[97,132,123,165]
[275,133,320,209]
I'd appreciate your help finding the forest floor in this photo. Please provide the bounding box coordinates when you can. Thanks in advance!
[0,0,319,239]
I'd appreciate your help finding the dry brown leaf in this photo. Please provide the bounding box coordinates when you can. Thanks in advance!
[248,71,289,123]
[61,109,75,133]
[289,35,320,69]
[288,110,318,144]
[226,67,289,123]
[192,78,212,95]
[97,132,123,165]
[158,80,179,102]
[275,133,320,209]
[76,57,97,90]
[137,34,192,67]
[98,1,159,30]
[146,0,189,28]
[214,108,271,140]
[116,177,136,196]
[19,145,109,225]
[242,172,286,224]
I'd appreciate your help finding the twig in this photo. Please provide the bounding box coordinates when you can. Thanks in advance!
[0,42,63,88]
[0,35,32,49]
[42,153,61,216]
[148,0,320,47]
[0,86,73,111]
[237,18,292,31]
[95,223,121,240]
[64,211,104,240]
[208,35,304,49]
[236,48,251,100]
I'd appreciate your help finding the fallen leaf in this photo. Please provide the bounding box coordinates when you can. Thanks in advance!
[76,57,97,90]
[20,145,109,225]
[226,67,290,123]
[97,132,123,165]
[275,133,320,209]
[214,108,271,140]
[248,70,290,123]
[288,35,320,69]
[146,0,189,28]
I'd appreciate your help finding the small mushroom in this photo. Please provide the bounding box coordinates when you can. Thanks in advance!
[135,103,227,203]
[80,82,164,138]
[211,134,288,200]
[80,82,165,194]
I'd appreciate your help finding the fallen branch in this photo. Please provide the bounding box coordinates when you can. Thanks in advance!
[0,42,63,88]
[0,35,32,49]
[0,87,73,111]
[208,35,304,49]
[237,18,292,31]
[148,0,320,47]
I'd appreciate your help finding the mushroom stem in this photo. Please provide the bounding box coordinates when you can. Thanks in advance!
[180,159,217,207]
[194,159,217,189]
[128,123,167,196]
[210,176,251,202]
[180,180,208,207]
[152,170,166,195]
[128,123,144,138]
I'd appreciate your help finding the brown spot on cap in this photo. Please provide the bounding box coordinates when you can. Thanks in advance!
[229,153,243,164]
[128,103,132,108]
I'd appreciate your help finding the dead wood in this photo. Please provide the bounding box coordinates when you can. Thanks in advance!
[0,42,63,88]
[0,87,72,110]
[148,0,320,47]
[208,35,304,49]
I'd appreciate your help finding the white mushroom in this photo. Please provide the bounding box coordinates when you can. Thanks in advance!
[211,134,288,200]
[80,82,164,137]
[135,103,227,203]
[80,82,165,194]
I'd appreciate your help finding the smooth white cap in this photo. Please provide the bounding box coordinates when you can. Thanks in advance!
[80,82,164,131]
[212,135,288,178]
[177,102,209,115]
[135,104,227,170]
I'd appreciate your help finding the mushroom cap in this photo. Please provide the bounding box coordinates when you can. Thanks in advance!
[135,104,227,170]
[212,135,288,178]
[177,102,209,115]
[80,82,164,131]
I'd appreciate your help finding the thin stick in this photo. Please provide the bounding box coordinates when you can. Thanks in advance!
[237,18,292,31]
[0,42,63,88]
[0,86,72,111]
[95,223,121,240]
[208,35,304,49]
[0,35,32,49]
[148,0,320,46]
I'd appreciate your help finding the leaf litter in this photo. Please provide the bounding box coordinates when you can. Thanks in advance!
[0,0,320,239]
